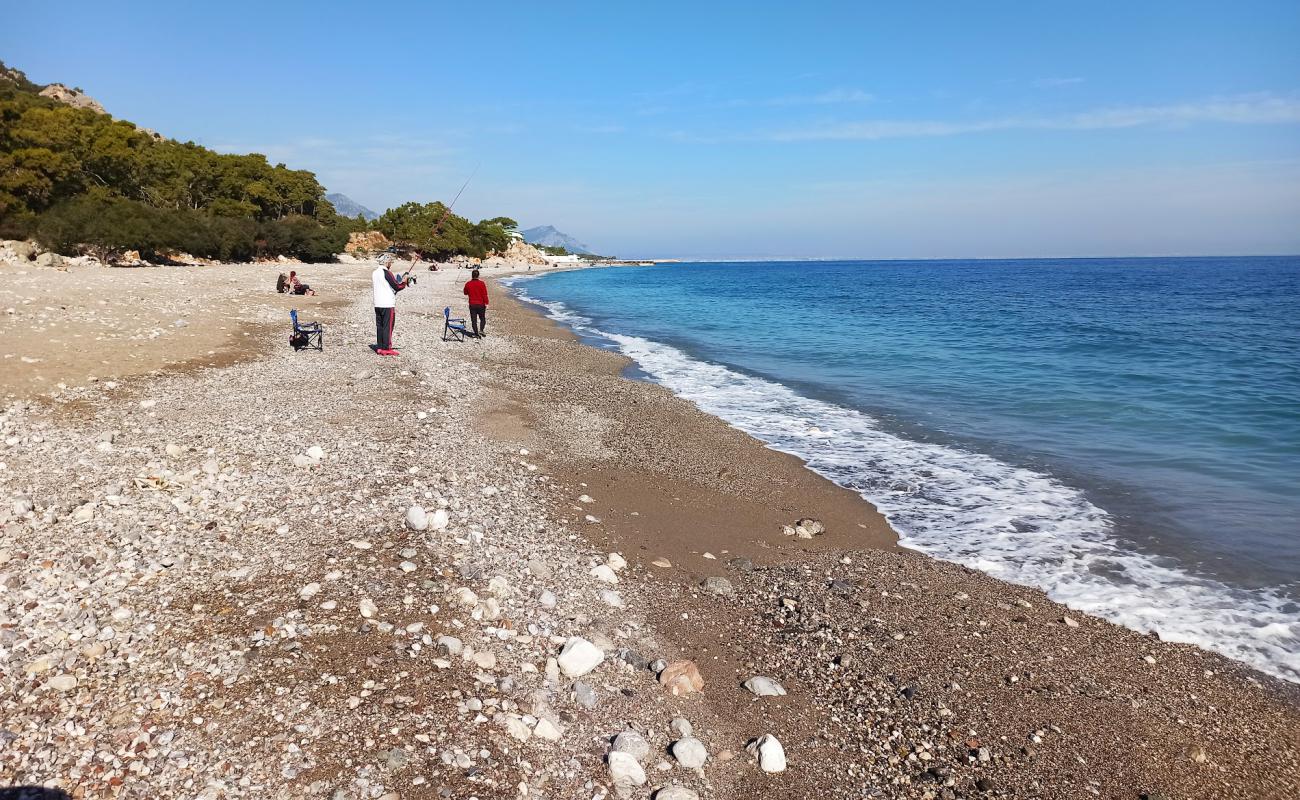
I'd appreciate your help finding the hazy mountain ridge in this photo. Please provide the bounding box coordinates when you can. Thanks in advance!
[521,225,593,254]
[325,193,379,221]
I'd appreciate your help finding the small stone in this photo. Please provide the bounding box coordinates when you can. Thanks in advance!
[747,734,786,773]
[613,730,651,760]
[794,517,825,538]
[299,582,321,600]
[534,718,563,741]
[726,557,754,572]
[578,494,594,503]
[12,496,33,516]
[430,508,450,531]
[472,651,497,669]
[651,557,672,568]
[700,576,733,596]
[607,751,647,794]
[47,674,78,692]
[574,681,599,709]
[1062,615,1080,628]
[538,589,557,609]
[654,788,699,800]
[165,443,183,458]
[504,716,531,741]
[742,676,786,697]
[359,599,378,619]
[607,552,627,571]
[670,717,693,737]
[399,561,418,573]
[526,559,551,578]
[306,445,325,461]
[436,636,463,656]
[557,637,605,677]
[658,660,704,696]
[405,505,428,531]
[671,737,708,769]
[590,564,619,584]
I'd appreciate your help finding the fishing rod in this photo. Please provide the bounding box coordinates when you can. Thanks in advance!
[400,163,480,281]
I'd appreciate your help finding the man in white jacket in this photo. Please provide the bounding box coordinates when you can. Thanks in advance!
[372,255,410,356]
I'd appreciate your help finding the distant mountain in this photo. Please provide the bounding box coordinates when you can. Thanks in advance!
[521,225,593,254]
[326,193,378,221]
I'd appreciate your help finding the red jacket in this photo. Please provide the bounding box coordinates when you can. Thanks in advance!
[464,279,489,306]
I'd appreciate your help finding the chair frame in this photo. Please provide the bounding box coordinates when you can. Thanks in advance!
[290,309,324,351]
[443,306,469,342]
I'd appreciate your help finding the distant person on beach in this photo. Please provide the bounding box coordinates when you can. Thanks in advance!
[288,271,315,296]
[463,269,489,338]
[372,255,409,356]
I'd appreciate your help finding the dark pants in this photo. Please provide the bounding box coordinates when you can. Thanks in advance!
[469,304,486,336]
[375,307,395,350]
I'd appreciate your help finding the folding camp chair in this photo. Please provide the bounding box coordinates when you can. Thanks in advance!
[443,306,470,342]
[289,309,324,351]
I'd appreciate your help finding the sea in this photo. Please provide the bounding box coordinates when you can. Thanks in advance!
[505,256,1300,683]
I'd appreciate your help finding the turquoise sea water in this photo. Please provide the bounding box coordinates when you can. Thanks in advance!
[507,257,1300,682]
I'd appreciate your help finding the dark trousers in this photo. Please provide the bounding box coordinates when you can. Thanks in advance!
[469,304,486,336]
[375,307,395,350]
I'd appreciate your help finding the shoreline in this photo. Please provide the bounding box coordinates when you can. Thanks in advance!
[498,265,1300,686]
[0,259,1296,799]
[483,272,1300,795]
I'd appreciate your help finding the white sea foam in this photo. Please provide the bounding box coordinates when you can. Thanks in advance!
[508,282,1300,683]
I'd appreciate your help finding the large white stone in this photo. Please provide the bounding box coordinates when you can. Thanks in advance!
[742,676,787,697]
[405,505,428,531]
[748,734,787,773]
[590,564,619,584]
[430,508,450,531]
[557,637,604,677]
[607,751,646,792]
[671,736,708,769]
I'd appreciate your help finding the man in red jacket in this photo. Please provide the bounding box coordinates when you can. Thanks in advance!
[463,268,489,338]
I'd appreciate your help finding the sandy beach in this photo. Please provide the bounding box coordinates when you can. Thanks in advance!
[2,259,1298,800]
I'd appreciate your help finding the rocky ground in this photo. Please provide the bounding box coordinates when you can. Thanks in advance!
[1,262,1298,800]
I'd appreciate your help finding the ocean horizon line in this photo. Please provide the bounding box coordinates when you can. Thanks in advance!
[620,252,1300,264]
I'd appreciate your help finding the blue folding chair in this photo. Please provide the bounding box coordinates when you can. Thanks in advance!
[443,306,470,342]
[289,309,323,351]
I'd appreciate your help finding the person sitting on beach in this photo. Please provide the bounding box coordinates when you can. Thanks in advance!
[463,268,489,338]
[288,271,316,296]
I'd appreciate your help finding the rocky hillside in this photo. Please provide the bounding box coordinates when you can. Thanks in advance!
[37,82,107,114]
[521,225,594,254]
[326,193,379,221]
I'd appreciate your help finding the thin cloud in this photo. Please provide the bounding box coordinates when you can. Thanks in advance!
[1033,77,1086,88]
[730,87,876,107]
[763,93,1300,141]
[574,123,626,134]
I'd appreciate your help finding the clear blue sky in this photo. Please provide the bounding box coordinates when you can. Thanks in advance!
[6,1,1299,258]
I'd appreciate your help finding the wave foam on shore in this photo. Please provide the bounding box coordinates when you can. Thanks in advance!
[507,279,1300,683]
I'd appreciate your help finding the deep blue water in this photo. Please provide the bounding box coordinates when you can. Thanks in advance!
[509,257,1300,681]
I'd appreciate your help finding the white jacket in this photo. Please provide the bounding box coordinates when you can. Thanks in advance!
[372,266,398,308]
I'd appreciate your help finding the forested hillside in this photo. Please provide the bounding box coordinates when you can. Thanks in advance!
[0,60,516,263]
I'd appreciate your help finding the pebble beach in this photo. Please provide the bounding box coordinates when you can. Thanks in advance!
[2,260,1298,800]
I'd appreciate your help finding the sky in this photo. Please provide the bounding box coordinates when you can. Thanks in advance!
[5,1,1300,259]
